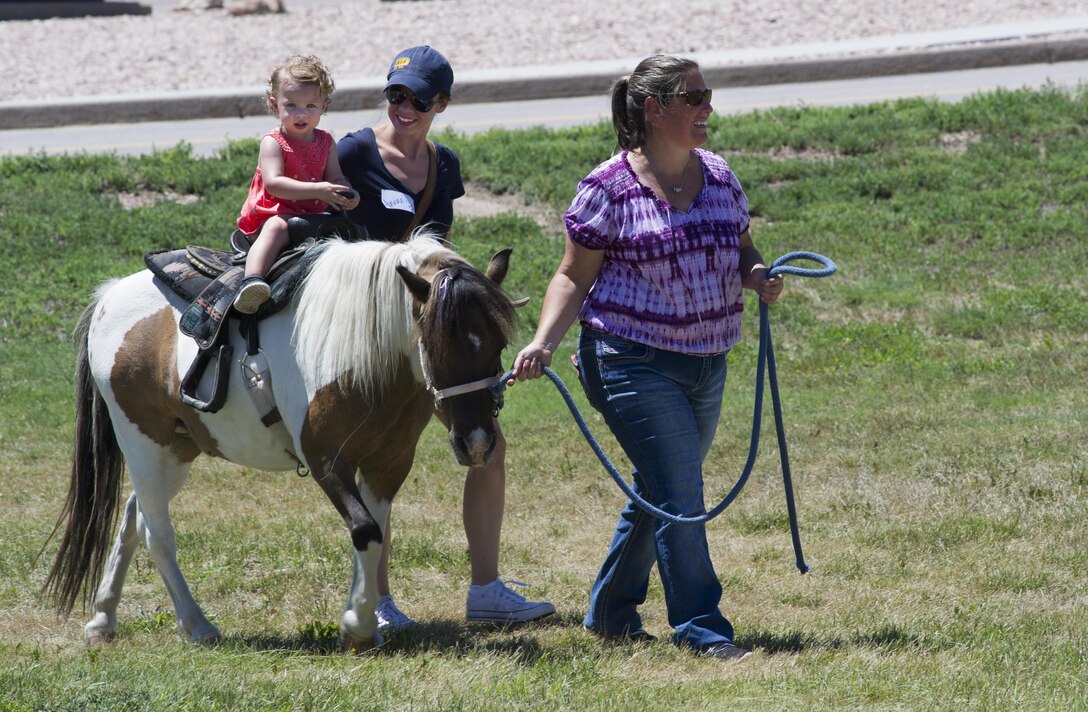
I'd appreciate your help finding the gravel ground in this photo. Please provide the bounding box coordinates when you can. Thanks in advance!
[2,0,1087,101]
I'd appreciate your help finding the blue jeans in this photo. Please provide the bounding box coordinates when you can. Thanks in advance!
[578,326,735,650]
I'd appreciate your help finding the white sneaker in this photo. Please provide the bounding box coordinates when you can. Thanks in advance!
[466,578,556,623]
[375,594,414,633]
[233,276,270,314]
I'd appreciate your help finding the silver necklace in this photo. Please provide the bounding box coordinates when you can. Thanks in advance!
[645,150,691,194]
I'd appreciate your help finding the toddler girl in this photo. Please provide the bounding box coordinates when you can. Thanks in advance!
[234,54,360,313]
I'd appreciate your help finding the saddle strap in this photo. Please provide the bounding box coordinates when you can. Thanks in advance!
[239,351,301,463]
[400,140,437,241]
[179,344,233,413]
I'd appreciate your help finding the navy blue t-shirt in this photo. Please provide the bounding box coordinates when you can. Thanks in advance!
[338,127,465,241]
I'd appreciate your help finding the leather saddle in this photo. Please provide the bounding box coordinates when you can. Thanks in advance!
[144,213,366,412]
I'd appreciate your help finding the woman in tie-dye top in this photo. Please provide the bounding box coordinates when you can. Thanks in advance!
[512,54,784,661]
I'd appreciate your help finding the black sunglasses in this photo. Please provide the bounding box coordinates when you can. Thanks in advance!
[384,86,437,113]
[663,89,713,107]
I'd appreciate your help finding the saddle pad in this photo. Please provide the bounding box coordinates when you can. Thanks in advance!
[145,248,208,303]
[145,243,323,327]
[179,266,244,350]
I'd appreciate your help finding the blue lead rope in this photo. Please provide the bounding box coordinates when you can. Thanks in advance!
[495,251,836,575]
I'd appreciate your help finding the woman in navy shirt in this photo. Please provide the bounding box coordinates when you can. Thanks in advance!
[337,46,555,632]
[338,115,462,240]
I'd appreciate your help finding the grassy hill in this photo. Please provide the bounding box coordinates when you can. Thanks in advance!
[0,85,1085,710]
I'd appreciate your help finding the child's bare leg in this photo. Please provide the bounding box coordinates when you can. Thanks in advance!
[245,217,290,278]
[235,217,289,313]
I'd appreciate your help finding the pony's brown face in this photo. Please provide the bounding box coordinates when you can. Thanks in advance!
[398,249,518,467]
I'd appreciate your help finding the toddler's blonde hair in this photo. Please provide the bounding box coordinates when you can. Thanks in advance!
[265,55,336,114]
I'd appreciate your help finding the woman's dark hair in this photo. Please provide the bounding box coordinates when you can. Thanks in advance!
[610,54,699,150]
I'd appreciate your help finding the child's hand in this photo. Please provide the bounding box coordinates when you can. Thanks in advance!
[328,185,359,212]
[311,183,356,211]
[330,189,361,212]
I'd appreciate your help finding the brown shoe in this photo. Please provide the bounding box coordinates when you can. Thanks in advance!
[700,642,752,661]
[584,625,656,644]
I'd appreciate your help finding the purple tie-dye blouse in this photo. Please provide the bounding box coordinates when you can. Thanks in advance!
[565,149,749,355]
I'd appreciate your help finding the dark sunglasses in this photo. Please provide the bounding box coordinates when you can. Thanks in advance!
[384,86,437,113]
[663,89,713,107]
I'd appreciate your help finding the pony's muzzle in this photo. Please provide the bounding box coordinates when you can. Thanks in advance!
[450,427,496,467]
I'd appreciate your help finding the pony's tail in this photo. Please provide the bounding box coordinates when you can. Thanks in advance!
[41,300,125,618]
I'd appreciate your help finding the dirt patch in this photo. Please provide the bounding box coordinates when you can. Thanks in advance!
[938,131,982,154]
[115,190,200,211]
[765,146,842,162]
[458,183,563,232]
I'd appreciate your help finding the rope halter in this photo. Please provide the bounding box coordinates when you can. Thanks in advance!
[419,344,505,417]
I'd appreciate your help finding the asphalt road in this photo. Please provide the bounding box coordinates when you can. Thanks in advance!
[2,59,1086,158]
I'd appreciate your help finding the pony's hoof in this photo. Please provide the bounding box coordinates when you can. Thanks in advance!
[192,631,222,646]
[84,613,117,643]
[340,629,384,654]
[187,622,222,645]
[84,629,116,645]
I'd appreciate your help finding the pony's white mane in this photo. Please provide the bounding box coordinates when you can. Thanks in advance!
[292,232,464,395]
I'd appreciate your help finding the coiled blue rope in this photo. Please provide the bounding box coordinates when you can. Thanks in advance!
[495,251,836,575]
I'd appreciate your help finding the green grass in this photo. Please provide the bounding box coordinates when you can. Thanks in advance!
[1,85,1086,710]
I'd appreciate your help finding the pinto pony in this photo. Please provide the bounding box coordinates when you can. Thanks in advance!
[43,234,518,651]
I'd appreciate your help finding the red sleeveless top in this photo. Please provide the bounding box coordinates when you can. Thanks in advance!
[237,128,333,235]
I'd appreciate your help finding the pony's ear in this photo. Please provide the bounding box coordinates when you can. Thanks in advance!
[484,248,512,286]
[396,265,431,304]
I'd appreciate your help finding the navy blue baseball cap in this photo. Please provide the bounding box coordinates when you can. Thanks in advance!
[384,46,454,102]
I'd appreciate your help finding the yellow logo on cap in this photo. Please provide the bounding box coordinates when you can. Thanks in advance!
[394,57,411,69]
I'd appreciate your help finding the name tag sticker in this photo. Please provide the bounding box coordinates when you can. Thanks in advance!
[381,189,415,213]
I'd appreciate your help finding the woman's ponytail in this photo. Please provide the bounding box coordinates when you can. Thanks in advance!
[610,75,639,151]
[608,55,698,151]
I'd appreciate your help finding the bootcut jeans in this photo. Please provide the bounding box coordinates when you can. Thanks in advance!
[577,326,736,650]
